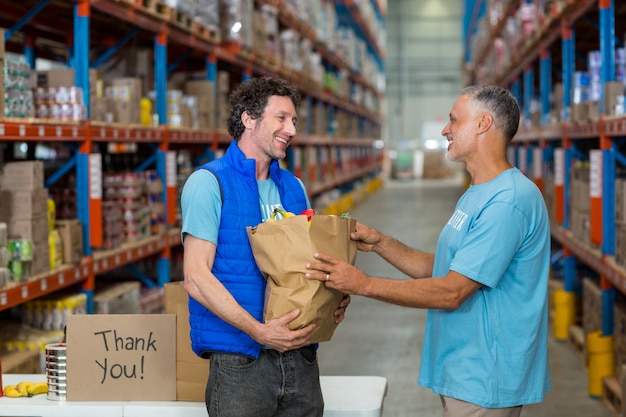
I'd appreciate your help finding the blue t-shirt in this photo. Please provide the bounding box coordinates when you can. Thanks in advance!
[418,168,551,408]
[181,169,310,244]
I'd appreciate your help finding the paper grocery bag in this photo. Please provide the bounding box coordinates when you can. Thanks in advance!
[247,214,357,343]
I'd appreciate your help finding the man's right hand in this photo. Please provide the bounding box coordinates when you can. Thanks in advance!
[351,222,383,253]
[255,309,315,352]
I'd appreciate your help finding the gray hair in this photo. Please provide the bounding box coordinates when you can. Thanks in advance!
[461,85,520,141]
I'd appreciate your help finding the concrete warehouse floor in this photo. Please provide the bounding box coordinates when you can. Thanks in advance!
[317,175,614,417]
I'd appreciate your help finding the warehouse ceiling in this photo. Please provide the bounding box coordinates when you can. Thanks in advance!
[384,0,463,147]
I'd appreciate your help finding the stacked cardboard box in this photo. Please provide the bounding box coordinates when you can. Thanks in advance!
[604,81,624,116]
[184,80,216,129]
[615,177,626,267]
[94,281,141,315]
[569,163,591,246]
[0,161,50,277]
[582,278,602,357]
[216,71,230,130]
[422,150,454,179]
[106,77,142,125]
[56,219,83,265]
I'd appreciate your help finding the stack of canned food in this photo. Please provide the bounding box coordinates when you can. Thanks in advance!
[34,86,87,122]
[4,59,33,118]
[6,238,33,282]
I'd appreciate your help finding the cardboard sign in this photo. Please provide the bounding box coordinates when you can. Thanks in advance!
[66,314,176,401]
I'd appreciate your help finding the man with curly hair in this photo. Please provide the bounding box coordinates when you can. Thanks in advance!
[181,76,350,416]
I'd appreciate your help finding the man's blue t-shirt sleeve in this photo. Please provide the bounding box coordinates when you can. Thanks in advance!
[180,169,221,245]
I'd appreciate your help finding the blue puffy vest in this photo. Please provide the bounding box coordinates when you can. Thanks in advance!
[189,141,308,358]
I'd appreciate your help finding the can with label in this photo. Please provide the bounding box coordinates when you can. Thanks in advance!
[20,240,33,261]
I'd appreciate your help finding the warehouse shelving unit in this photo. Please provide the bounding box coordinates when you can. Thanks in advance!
[464,0,626,413]
[0,0,386,313]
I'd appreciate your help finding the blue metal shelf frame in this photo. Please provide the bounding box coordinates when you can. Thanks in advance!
[523,67,534,125]
[562,24,574,122]
[155,29,167,126]
[207,53,218,139]
[156,149,171,286]
[155,27,171,287]
[24,34,35,69]
[73,0,93,312]
[599,0,615,114]
[540,50,551,126]
[511,79,521,107]
[74,0,91,256]
[462,0,486,65]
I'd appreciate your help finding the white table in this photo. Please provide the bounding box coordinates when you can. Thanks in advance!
[0,374,387,417]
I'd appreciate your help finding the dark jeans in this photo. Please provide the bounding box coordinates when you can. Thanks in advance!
[206,346,324,417]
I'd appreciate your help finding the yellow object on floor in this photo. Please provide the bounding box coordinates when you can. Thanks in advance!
[586,330,614,397]
[553,289,576,340]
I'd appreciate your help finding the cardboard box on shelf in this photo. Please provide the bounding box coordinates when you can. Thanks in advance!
[604,81,624,116]
[7,214,49,241]
[112,77,143,99]
[56,219,83,264]
[184,79,214,98]
[164,281,210,402]
[3,188,49,220]
[94,281,141,315]
[0,191,10,219]
[31,68,99,106]
[31,240,51,275]
[105,83,141,124]
[0,161,45,190]
[616,178,626,223]
[66,314,176,401]
[216,71,230,95]
[571,102,589,124]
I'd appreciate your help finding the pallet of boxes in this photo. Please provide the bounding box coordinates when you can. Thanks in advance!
[0,161,51,283]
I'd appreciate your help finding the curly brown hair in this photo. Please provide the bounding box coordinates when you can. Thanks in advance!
[227,77,302,139]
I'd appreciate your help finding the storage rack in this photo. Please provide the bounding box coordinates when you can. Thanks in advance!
[465,0,626,413]
[0,0,386,313]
